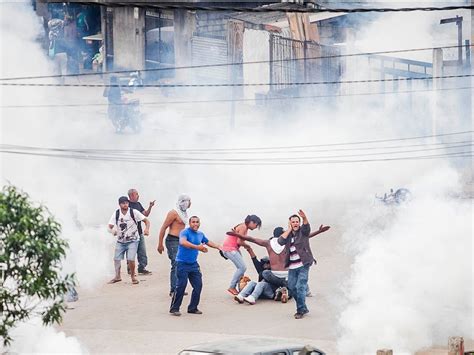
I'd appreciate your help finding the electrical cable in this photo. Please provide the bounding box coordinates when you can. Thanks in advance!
[1,73,472,88]
[1,85,471,109]
[1,44,471,81]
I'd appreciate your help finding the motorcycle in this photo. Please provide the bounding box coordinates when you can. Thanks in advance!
[109,96,141,134]
[375,188,412,205]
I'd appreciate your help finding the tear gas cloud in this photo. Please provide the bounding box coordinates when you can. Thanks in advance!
[0,2,472,354]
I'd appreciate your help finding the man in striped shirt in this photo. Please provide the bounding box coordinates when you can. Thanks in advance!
[277,210,328,319]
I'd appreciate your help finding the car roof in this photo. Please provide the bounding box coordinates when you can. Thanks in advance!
[180,337,324,354]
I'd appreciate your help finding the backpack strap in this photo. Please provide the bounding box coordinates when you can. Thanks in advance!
[115,208,138,225]
[129,208,137,225]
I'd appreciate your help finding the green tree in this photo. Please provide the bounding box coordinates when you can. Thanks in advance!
[0,185,75,346]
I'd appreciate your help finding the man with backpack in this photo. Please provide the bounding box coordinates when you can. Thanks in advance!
[107,196,150,285]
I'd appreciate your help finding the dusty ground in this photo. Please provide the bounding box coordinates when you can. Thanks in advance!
[58,232,348,354]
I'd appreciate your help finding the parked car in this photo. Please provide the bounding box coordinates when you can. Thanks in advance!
[178,337,326,355]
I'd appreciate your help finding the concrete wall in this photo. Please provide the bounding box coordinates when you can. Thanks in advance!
[112,7,145,70]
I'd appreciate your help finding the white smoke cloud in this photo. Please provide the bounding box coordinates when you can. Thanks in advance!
[337,173,472,354]
[2,318,86,354]
[0,2,472,354]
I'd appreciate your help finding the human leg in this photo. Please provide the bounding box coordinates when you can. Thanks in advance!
[109,242,126,283]
[187,263,203,313]
[126,241,139,284]
[137,234,150,273]
[294,265,310,315]
[165,236,179,294]
[170,262,189,314]
[223,250,247,290]
[235,281,256,303]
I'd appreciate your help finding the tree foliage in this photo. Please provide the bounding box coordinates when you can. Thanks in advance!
[0,185,75,346]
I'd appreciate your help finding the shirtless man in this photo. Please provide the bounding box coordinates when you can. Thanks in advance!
[158,194,191,297]
[227,223,329,303]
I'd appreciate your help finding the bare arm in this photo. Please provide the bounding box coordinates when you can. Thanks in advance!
[157,211,176,253]
[309,225,330,238]
[142,218,150,236]
[107,224,116,235]
[205,240,222,250]
[234,224,250,248]
[179,237,207,253]
[143,200,155,217]
[277,222,292,246]
[226,231,268,247]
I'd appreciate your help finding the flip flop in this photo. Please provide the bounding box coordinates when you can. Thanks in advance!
[132,279,139,285]
[108,279,122,284]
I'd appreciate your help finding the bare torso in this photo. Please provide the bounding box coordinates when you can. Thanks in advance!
[265,243,288,272]
[166,210,185,237]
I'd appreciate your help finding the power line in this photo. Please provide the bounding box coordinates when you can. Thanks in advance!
[2,131,471,154]
[3,142,470,161]
[0,148,470,165]
[12,1,474,13]
[1,85,471,109]
[1,44,470,81]
[1,73,472,89]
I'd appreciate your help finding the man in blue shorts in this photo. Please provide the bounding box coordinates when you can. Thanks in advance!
[107,196,150,285]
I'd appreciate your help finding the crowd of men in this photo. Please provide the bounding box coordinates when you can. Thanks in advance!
[107,189,330,320]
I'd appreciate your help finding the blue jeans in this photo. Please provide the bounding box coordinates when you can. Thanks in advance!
[251,281,274,299]
[137,234,148,272]
[114,241,139,261]
[170,261,202,313]
[239,281,257,297]
[262,269,288,290]
[166,236,179,293]
[223,250,247,289]
[288,265,310,314]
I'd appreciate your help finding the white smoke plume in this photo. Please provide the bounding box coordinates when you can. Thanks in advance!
[0,2,472,354]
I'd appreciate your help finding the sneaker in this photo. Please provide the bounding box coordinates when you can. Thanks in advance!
[306,291,313,297]
[170,310,181,317]
[234,294,244,304]
[294,312,304,319]
[243,295,256,305]
[280,287,288,303]
[274,288,282,302]
[227,288,239,296]
[187,309,203,314]
[302,309,309,315]
[138,269,152,275]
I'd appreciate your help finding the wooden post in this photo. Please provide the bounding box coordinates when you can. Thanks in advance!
[448,336,464,355]
[376,350,393,355]
[432,48,444,139]
[227,20,244,129]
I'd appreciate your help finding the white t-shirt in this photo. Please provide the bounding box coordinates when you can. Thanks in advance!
[108,208,146,243]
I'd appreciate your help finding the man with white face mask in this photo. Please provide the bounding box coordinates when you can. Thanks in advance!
[158,194,192,297]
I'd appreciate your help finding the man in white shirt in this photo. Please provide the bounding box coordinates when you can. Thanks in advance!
[108,196,150,285]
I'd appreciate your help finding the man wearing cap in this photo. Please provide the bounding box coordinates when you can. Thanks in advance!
[108,196,150,285]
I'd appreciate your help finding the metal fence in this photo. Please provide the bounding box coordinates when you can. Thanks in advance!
[269,34,342,94]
